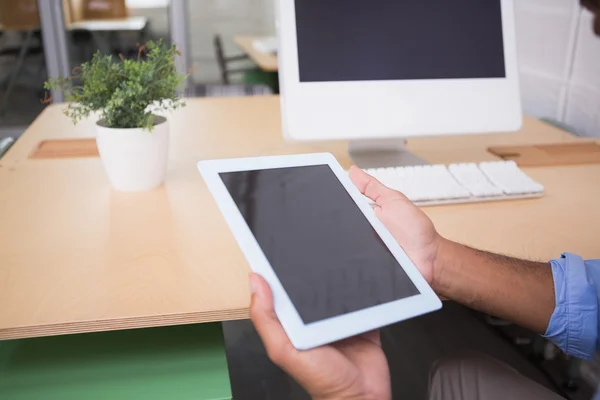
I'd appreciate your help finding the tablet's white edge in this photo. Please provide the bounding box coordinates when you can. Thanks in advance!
[197,153,442,350]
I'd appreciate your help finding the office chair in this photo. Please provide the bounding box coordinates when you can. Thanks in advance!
[213,34,258,85]
[189,34,274,98]
[0,0,45,117]
[80,0,128,20]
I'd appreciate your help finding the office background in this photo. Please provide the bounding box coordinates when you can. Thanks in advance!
[0,0,598,137]
[1,2,599,399]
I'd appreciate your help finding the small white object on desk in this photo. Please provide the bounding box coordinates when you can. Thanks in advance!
[126,0,170,8]
[362,161,544,206]
[252,37,278,54]
[68,16,148,32]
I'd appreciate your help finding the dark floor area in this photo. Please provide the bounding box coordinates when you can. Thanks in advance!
[0,83,47,129]
[223,302,573,400]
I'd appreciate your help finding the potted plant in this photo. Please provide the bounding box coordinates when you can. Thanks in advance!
[45,40,187,192]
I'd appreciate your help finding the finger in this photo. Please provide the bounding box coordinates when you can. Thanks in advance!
[336,330,381,348]
[348,165,410,206]
[249,273,297,365]
[359,330,382,346]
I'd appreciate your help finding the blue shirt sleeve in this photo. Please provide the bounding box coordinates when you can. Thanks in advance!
[544,253,600,360]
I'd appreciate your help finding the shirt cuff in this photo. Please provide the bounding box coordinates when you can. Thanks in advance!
[544,253,598,360]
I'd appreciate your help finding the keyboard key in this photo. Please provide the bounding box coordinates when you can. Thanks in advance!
[356,161,544,206]
[479,162,544,195]
[449,163,504,197]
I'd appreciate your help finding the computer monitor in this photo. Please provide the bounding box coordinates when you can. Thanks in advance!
[277,0,522,167]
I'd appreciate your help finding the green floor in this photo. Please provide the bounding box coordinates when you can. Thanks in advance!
[0,323,231,400]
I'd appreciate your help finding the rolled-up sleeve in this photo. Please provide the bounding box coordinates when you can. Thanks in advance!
[544,253,600,360]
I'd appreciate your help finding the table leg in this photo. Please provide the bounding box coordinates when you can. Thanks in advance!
[0,30,36,116]
[140,22,150,43]
[90,31,112,55]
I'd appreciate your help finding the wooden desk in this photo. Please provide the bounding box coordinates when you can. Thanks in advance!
[233,36,278,72]
[1,96,598,341]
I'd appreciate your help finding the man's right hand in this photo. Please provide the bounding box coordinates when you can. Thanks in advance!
[348,166,443,288]
[350,166,556,334]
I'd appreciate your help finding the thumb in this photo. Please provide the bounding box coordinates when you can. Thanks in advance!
[348,165,410,206]
[249,273,296,364]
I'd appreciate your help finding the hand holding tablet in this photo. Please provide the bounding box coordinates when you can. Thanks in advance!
[197,153,442,350]
[249,272,392,400]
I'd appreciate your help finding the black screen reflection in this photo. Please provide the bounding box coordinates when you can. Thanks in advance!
[220,165,419,324]
[295,0,506,83]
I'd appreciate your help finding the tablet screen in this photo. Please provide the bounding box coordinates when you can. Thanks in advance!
[220,165,420,324]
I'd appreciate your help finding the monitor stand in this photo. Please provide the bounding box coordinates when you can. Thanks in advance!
[348,139,428,169]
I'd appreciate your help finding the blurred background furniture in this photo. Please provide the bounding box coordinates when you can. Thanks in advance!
[204,34,276,96]
[64,0,148,58]
[64,0,128,23]
[214,34,255,85]
[233,35,278,73]
[82,0,128,20]
[0,0,44,117]
[229,35,279,93]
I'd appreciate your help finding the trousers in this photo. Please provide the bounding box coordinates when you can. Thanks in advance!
[428,352,565,400]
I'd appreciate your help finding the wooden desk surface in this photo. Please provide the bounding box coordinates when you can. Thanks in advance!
[233,36,278,72]
[1,96,598,340]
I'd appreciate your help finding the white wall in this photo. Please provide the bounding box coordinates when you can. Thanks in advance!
[564,8,600,137]
[515,0,600,137]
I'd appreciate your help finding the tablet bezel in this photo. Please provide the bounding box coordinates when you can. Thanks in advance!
[197,153,442,350]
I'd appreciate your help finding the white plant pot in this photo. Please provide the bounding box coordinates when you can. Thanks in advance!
[96,116,169,192]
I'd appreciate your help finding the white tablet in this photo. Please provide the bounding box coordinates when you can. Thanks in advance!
[198,153,442,350]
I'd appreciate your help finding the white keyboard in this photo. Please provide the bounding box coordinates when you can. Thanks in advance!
[361,161,544,206]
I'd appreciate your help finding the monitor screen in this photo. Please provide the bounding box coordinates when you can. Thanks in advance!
[295,0,506,83]
[220,165,420,325]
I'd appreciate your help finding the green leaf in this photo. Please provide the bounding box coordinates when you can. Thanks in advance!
[44,39,188,130]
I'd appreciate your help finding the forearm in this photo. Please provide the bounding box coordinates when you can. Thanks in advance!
[432,239,556,334]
